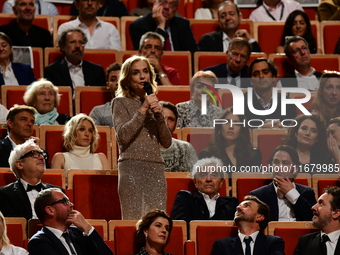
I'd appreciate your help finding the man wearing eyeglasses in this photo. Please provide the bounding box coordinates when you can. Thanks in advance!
[0,139,63,220]
[279,36,322,90]
[28,188,113,255]
[130,0,198,53]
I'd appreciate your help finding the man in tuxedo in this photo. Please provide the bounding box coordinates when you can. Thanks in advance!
[44,28,106,94]
[295,186,340,255]
[129,0,198,52]
[28,188,113,255]
[0,139,62,220]
[199,1,261,53]
[0,105,36,167]
[244,58,297,128]
[250,145,316,221]
[203,37,252,88]
[211,195,285,255]
[172,157,238,223]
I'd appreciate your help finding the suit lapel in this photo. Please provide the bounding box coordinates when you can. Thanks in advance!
[334,231,340,254]
[217,31,224,52]
[14,180,33,219]
[60,59,73,88]
[42,227,71,254]
[311,232,323,254]
[69,228,84,255]
[253,233,265,255]
[230,236,243,255]
[193,192,210,219]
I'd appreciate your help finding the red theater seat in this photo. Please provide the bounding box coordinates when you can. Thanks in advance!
[182,127,215,155]
[5,217,27,247]
[321,21,340,54]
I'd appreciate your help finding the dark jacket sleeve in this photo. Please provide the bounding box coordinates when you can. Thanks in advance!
[171,190,193,223]
[292,186,316,221]
[251,41,262,53]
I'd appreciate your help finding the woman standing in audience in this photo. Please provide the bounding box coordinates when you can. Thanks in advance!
[194,0,224,19]
[51,114,110,172]
[112,56,171,220]
[312,71,340,124]
[23,79,71,125]
[284,115,333,168]
[134,209,173,255]
[0,32,35,86]
[0,211,28,255]
[199,107,262,171]
[276,10,322,54]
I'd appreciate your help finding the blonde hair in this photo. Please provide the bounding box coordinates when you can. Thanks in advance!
[63,114,99,153]
[190,70,218,94]
[0,211,11,247]
[116,55,157,98]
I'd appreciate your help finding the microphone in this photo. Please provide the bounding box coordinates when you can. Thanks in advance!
[143,82,159,118]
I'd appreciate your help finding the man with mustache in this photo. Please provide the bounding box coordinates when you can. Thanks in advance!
[294,186,340,255]
[250,145,316,221]
[212,195,285,255]
[139,32,180,85]
[44,28,106,94]
[28,188,113,255]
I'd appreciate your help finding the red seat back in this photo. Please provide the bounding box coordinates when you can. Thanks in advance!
[6,223,24,247]
[187,133,213,155]
[257,133,285,166]
[78,90,111,115]
[0,172,62,188]
[317,179,340,197]
[157,90,190,105]
[322,23,340,54]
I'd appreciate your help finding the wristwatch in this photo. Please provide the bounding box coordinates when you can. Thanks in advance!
[159,73,167,78]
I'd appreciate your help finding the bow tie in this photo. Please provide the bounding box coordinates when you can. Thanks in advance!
[26,183,43,192]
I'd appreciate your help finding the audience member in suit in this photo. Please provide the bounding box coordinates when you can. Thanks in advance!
[89,63,120,128]
[199,1,262,52]
[250,145,317,221]
[0,105,36,167]
[172,157,238,225]
[70,0,129,17]
[327,117,340,165]
[203,37,252,88]
[295,186,340,255]
[0,32,35,86]
[245,58,297,128]
[28,188,113,255]
[139,32,180,85]
[129,0,198,52]
[44,28,106,94]
[279,36,323,90]
[211,195,285,255]
[0,0,52,48]
[0,139,62,220]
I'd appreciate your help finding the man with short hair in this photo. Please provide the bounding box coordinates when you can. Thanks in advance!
[44,28,106,93]
[250,145,316,221]
[245,58,297,128]
[58,0,121,50]
[172,157,238,223]
[294,186,340,255]
[0,0,52,48]
[28,188,113,255]
[139,32,180,85]
[199,1,261,52]
[203,37,252,88]
[160,101,197,172]
[0,105,36,167]
[89,62,121,128]
[249,0,303,21]
[211,195,285,255]
[327,117,340,165]
[130,0,198,52]
[280,36,322,90]
[0,139,62,220]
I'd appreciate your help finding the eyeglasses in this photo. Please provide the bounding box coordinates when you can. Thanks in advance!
[229,51,248,61]
[49,197,71,206]
[291,45,309,55]
[159,0,178,9]
[67,40,86,47]
[19,150,47,160]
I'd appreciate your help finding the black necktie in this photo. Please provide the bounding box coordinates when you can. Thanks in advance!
[244,236,252,255]
[321,234,329,255]
[229,74,238,86]
[62,232,77,255]
[26,183,43,192]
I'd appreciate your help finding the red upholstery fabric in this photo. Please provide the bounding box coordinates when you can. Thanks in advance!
[44,130,65,166]
[318,179,340,197]
[78,90,111,116]
[125,20,134,51]
[187,133,213,155]
[157,90,190,105]
[0,16,49,30]
[32,49,42,79]
[222,91,233,110]
[322,24,340,54]
[310,57,340,73]
[191,23,219,43]
[0,172,62,188]
[6,223,24,247]
[257,133,285,166]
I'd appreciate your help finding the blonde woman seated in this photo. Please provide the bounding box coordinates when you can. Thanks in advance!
[0,211,28,255]
[51,114,110,171]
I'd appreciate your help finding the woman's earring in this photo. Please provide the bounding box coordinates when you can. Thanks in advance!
[145,233,148,239]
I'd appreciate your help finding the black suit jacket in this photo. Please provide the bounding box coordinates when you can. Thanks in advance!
[294,231,340,255]
[203,64,251,88]
[279,72,323,88]
[249,182,316,221]
[198,30,262,52]
[28,226,113,255]
[129,13,198,52]
[0,136,13,168]
[211,233,285,255]
[0,180,63,220]
[44,58,106,93]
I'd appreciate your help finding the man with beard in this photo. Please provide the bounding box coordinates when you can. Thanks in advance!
[211,195,285,255]
[44,28,106,94]
[294,186,340,255]
[139,32,180,85]
[28,188,113,255]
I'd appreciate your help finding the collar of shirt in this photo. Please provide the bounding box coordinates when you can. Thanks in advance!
[263,0,283,11]
[45,226,65,239]
[7,135,17,149]
[273,181,296,199]
[65,57,83,69]
[321,229,340,244]
[20,179,42,191]
[254,90,272,110]
[238,230,259,243]
[74,17,102,29]
[295,67,316,77]
[200,191,220,201]
[0,62,12,74]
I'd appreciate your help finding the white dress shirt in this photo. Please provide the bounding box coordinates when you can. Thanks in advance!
[239,230,260,255]
[20,179,41,219]
[200,191,220,218]
[273,182,300,221]
[321,229,340,255]
[1,63,19,85]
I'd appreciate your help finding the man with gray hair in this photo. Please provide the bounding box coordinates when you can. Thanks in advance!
[172,157,238,224]
[0,139,62,220]
[139,32,180,85]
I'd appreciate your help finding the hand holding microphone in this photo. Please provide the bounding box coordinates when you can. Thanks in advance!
[143,81,161,118]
